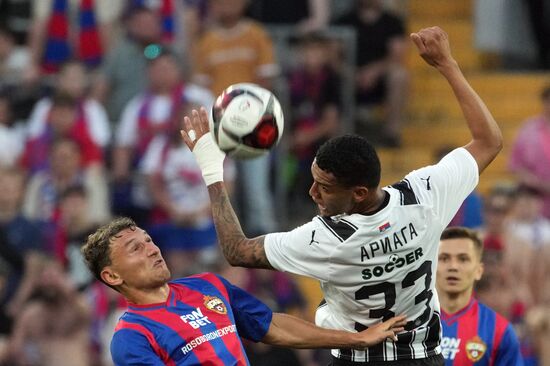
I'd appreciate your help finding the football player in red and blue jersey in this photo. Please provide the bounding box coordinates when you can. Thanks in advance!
[81,217,406,365]
[437,227,523,366]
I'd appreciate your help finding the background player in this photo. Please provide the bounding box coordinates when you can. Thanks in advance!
[81,217,406,365]
[182,25,503,364]
[437,227,523,365]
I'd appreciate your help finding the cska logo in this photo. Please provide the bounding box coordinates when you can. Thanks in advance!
[204,295,227,315]
[465,336,487,362]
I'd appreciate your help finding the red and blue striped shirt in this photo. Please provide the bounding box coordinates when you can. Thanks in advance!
[441,297,523,366]
[111,273,272,365]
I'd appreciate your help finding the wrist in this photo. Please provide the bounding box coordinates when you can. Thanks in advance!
[192,133,225,186]
[436,59,460,75]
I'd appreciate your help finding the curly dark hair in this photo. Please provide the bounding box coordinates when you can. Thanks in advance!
[81,217,137,285]
[315,134,381,188]
[440,226,483,258]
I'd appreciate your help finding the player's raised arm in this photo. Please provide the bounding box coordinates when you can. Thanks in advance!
[410,26,503,173]
[180,108,274,270]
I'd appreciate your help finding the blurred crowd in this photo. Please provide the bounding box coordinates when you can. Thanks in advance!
[0,0,549,365]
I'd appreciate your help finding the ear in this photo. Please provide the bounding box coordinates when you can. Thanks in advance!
[352,186,369,202]
[101,267,123,287]
[474,262,484,281]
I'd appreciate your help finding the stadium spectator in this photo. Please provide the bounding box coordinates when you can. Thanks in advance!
[478,185,515,252]
[436,226,523,366]
[525,0,550,69]
[193,0,280,235]
[335,0,408,147]
[509,85,550,220]
[81,217,406,364]
[141,107,235,277]
[5,258,92,366]
[286,31,342,219]
[0,92,25,167]
[246,0,330,33]
[23,61,110,172]
[0,167,44,323]
[28,0,125,74]
[183,26,503,364]
[22,138,110,238]
[112,49,213,225]
[0,27,32,86]
[93,5,164,123]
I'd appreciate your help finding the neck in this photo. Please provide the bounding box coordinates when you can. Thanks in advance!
[124,283,171,305]
[439,288,473,314]
[219,18,241,29]
[359,188,387,214]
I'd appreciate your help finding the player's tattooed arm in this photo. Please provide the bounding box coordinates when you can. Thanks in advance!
[208,182,274,270]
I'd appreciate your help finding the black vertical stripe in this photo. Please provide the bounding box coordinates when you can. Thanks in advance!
[391,179,419,205]
[395,330,414,360]
[338,348,352,361]
[424,312,441,356]
[367,340,385,362]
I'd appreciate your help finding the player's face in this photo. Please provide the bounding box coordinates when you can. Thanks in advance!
[106,228,171,290]
[309,161,356,217]
[436,238,483,296]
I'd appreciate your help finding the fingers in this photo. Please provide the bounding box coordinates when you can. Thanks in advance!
[191,109,203,134]
[180,106,211,148]
[199,107,211,132]
[410,33,426,53]
[180,117,196,149]
[383,315,407,329]
[382,330,399,342]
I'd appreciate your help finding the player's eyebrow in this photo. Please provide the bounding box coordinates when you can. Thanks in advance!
[124,237,136,248]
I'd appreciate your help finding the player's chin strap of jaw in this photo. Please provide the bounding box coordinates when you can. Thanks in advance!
[192,133,226,186]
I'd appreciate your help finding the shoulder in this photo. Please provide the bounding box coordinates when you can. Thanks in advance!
[316,215,359,242]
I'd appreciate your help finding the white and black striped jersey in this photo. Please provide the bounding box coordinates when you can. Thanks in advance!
[264,148,479,362]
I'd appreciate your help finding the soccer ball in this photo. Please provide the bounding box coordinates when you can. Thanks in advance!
[210,83,284,159]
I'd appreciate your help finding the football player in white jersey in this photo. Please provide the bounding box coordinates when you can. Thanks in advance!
[181,26,503,365]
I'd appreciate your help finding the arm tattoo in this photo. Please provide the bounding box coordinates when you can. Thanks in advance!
[208,183,273,270]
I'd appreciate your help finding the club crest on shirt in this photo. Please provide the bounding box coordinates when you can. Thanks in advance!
[465,336,486,362]
[204,295,227,314]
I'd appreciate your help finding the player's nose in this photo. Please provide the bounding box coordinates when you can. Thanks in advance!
[146,241,161,256]
[309,182,319,199]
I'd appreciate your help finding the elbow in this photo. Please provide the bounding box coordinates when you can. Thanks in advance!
[493,132,504,154]
[221,241,248,267]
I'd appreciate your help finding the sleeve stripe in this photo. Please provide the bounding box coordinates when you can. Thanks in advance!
[489,313,510,366]
[318,216,357,242]
[116,320,175,366]
[391,179,419,206]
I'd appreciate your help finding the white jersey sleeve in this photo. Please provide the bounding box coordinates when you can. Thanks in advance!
[264,219,341,282]
[402,147,479,227]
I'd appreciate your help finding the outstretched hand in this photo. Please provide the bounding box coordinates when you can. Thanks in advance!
[410,26,456,69]
[180,107,226,186]
[354,315,407,348]
[180,107,211,151]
